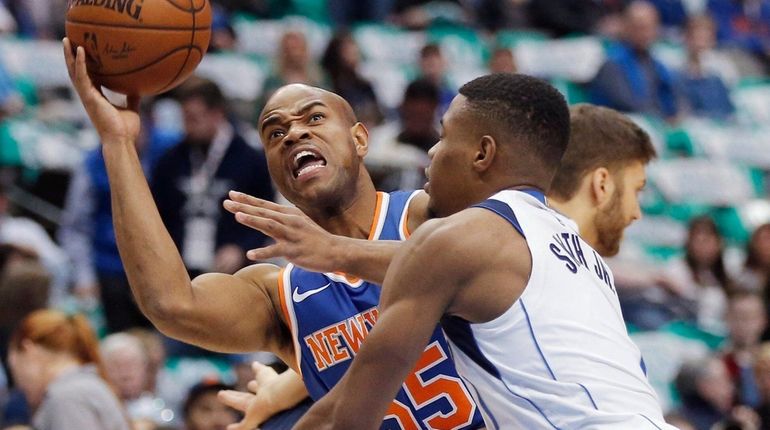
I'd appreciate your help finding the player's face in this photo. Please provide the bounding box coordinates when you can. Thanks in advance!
[425,95,479,218]
[593,161,646,256]
[259,86,364,209]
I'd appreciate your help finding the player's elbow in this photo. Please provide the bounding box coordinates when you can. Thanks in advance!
[138,288,196,336]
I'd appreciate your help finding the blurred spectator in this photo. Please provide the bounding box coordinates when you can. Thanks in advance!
[7,310,130,430]
[0,184,68,307]
[59,110,171,334]
[0,59,24,119]
[0,1,16,33]
[679,15,737,120]
[754,343,770,427]
[414,43,456,114]
[675,356,760,430]
[182,381,238,430]
[327,0,394,28]
[101,332,173,429]
[722,291,767,408]
[527,0,602,37]
[488,46,517,74]
[320,30,384,128]
[0,258,50,389]
[260,31,325,108]
[663,216,733,333]
[736,223,770,295]
[392,0,467,29]
[590,1,680,120]
[665,412,698,430]
[648,0,689,29]
[707,0,770,72]
[366,79,438,191]
[208,7,238,54]
[152,77,273,278]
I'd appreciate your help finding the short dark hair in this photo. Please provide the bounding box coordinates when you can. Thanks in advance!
[175,76,227,111]
[458,73,570,181]
[420,43,441,59]
[182,380,234,418]
[403,78,440,104]
[550,104,657,200]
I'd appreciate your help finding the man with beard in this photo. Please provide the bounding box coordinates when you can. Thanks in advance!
[548,103,656,258]
[289,73,673,429]
[219,103,658,429]
[62,39,484,430]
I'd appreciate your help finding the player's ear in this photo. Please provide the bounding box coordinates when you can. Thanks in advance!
[473,135,496,172]
[590,167,615,207]
[351,122,369,157]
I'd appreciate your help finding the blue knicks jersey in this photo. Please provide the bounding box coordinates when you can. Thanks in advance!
[278,191,483,430]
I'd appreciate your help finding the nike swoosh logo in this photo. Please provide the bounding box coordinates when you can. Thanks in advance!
[292,283,331,303]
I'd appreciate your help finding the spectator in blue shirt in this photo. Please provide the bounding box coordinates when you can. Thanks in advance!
[679,15,736,120]
[591,1,680,120]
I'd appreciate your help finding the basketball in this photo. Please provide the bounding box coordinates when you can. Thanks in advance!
[65,0,212,96]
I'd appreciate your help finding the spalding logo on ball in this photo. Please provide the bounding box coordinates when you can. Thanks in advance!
[65,0,212,95]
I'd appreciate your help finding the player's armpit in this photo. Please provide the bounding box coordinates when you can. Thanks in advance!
[154,264,292,358]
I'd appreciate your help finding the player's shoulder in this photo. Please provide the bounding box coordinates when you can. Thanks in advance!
[234,263,283,290]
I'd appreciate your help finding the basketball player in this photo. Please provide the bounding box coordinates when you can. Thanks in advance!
[62,39,484,430]
[219,103,660,428]
[288,73,676,429]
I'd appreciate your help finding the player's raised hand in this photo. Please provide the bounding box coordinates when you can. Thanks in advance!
[62,37,140,145]
[217,362,282,430]
[223,191,343,273]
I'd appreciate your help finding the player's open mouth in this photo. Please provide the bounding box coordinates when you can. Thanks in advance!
[292,149,327,179]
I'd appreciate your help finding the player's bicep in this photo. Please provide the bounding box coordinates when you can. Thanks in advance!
[175,264,286,353]
[380,218,468,315]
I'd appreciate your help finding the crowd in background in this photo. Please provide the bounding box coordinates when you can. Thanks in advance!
[0,0,769,429]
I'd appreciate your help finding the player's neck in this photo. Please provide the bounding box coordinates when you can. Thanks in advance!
[307,174,379,240]
[548,197,593,238]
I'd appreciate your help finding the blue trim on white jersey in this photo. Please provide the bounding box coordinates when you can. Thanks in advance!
[441,316,501,379]
[640,414,665,430]
[472,200,525,238]
[500,384,561,430]
[519,300,557,380]
[641,357,648,376]
[578,383,599,410]
[463,377,499,430]
[519,188,547,204]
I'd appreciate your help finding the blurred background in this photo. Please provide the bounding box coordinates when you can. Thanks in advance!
[0,0,770,429]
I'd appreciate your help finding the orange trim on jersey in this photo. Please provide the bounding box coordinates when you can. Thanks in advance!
[277,268,302,375]
[402,205,412,239]
[277,268,291,330]
[330,192,383,284]
[367,191,385,240]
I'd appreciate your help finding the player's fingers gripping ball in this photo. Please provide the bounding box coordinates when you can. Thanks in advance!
[65,0,212,96]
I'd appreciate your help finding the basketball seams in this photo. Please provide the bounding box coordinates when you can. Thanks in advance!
[90,45,205,77]
[156,0,196,93]
[163,0,207,13]
[65,19,209,31]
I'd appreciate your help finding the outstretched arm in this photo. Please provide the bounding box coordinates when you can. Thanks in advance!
[63,40,289,357]
[224,191,430,284]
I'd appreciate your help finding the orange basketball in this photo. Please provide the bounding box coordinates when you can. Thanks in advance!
[65,0,212,96]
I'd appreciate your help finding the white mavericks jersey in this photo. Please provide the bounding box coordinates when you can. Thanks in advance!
[440,189,675,430]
